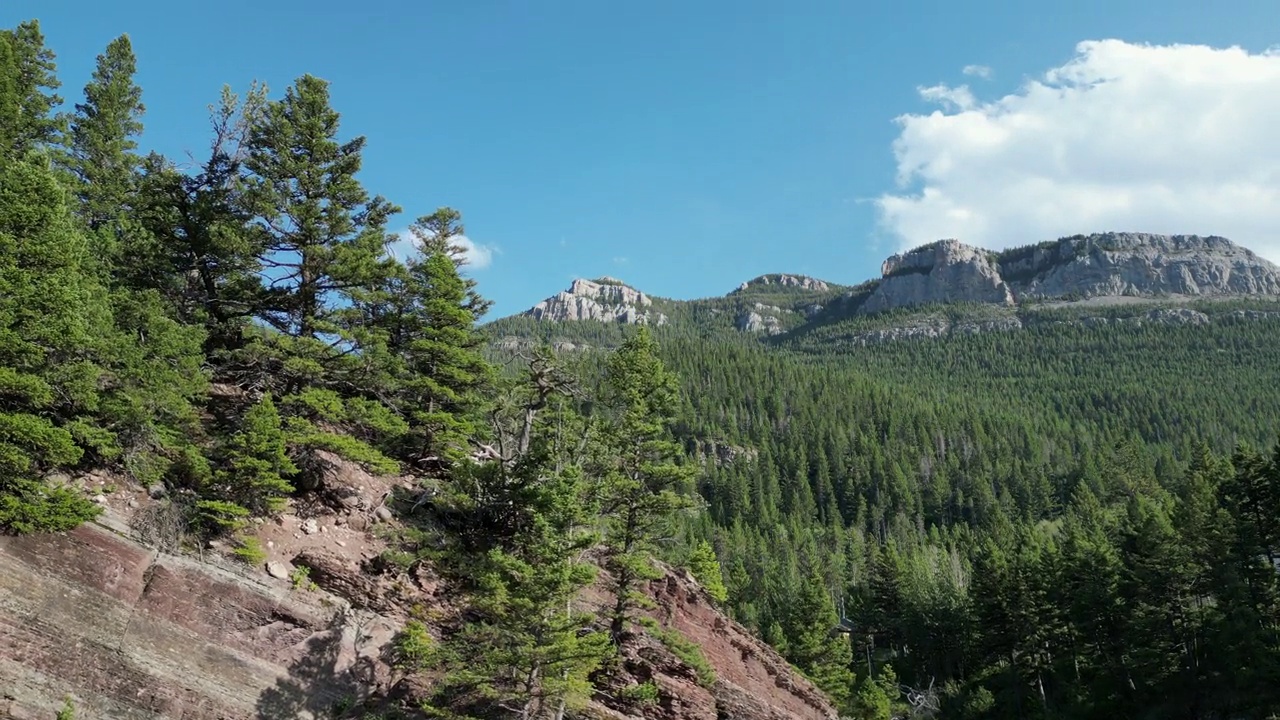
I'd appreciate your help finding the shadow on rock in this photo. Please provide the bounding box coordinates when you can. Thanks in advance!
[254,628,369,719]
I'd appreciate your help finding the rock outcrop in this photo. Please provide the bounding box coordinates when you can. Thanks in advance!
[579,568,838,720]
[0,521,392,719]
[525,278,667,325]
[735,303,789,334]
[1,504,835,720]
[861,240,1014,315]
[1004,233,1280,300]
[859,234,1280,315]
[735,274,830,293]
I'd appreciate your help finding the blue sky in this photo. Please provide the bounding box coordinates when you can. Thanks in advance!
[10,1,1280,318]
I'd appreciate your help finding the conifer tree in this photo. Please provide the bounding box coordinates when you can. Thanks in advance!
[388,208,493,465]
[238,74,406,477]
[60,34,207,488]
[428,354,609,719]
[784,567,855,710]
[597,327,696,644]
[242,73,399,388]
[0,152,102,533]
[687,539,729,603]
[0,20,63,154]
[67,34,143,256]
[135,84,267,355]
[197,393,297,527]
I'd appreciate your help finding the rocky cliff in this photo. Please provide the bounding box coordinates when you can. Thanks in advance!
[525,277,668,325]
[733,274,830,294]
[860,233,1280,315]
[860,240,1013,315]
[0,473,836,719]
[1001,233,1280,300]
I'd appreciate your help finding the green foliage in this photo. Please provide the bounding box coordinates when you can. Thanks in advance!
[205,394,297,518]
[851,675,890,720]
[0,20,64,154]
[384,209,494,466]
[0,150,102,534]
[66,33,144,247]
[597,327,698,642]
[687,539,729,603]
[394,620,435,672]
[419,352,612,719]
[55,695,75,720]
[616,680,661,706]
[783,568,854,710]
[289,565,317,591]
[641,618,717,688]
[230,535,267,566]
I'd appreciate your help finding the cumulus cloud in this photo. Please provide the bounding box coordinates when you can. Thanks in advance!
[962,64,992,79]
[387,230,496,270]
[876,40,1280,262]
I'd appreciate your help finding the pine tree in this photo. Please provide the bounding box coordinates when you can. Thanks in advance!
[67,34,143,259]
[428,354,609,719]
[388,208,493,466]
[0,152,102,533]
[0,20,64,154]
[237,74,408,477]
[242,73,399,385]
[851,674,891,720]
[60,34,207,488]
[197,393,297,528]
[784,567,855,710]
[687,539,729,603]
[597,327,696,643]
[134,85,266,355]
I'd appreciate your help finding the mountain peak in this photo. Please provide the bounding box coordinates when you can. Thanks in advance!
[860,232,1280,315]
[525,277,667,325]
[733,273,832,294]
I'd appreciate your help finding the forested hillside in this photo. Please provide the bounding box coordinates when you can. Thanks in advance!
[5,17,1280,720]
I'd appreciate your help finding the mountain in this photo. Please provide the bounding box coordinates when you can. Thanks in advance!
[525,276,669,325]
[863,232,1280,314]
[499,233,1280,348]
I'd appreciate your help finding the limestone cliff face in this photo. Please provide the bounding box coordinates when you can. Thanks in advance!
[861,239,1013,315]
[859,233,1280,315]
[1003,233,1280,300]
[526,278,668,325]
[734,274,830,293]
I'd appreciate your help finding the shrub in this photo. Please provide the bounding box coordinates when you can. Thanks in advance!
[617,680,661,706]
[231,535,267,565]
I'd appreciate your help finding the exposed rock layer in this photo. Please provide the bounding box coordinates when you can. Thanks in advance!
[0,517,834,719]
[526,278,667,325]
[734,274,830,293]
[861,233,1280,315]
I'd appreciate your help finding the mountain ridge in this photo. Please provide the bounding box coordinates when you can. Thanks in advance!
[506,233,1280,342]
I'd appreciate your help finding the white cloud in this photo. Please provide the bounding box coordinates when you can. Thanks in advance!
[876,40,1280,263]
[918,83,977,111]
[387,230,496,270]
[962,64,993,79]
[613,256,630,265]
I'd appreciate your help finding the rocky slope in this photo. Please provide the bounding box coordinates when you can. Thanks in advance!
[0,464,836,720]
[525,277,667,325]
[861,233,1280,315]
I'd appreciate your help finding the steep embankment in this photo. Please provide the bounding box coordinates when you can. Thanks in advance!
[0,520,371,719]
[0,479,837,720]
